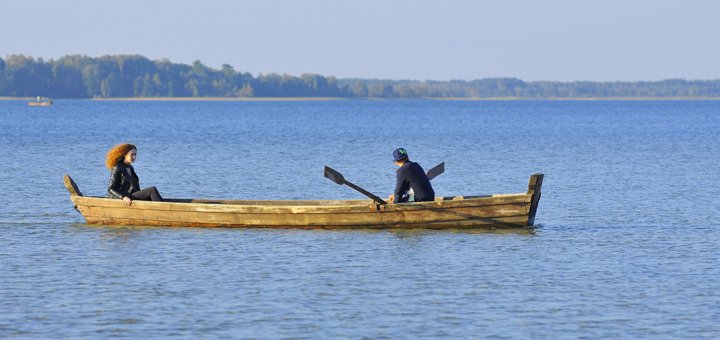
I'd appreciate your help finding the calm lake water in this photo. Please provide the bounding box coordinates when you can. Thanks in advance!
[1,99,719,338]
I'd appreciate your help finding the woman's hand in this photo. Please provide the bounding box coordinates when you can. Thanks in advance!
[122,196,132,206]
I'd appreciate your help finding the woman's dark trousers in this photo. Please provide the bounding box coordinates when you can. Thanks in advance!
[130,186,163,201]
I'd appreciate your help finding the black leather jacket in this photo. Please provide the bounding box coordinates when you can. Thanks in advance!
[107,164,140,199]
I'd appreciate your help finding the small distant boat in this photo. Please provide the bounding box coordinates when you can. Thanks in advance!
[28,96,53,106]
[63,173,544,229]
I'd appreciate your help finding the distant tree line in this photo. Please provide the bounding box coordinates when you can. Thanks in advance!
[1,54,719,98]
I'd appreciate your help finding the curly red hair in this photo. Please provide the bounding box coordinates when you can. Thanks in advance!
[105,143,137,169]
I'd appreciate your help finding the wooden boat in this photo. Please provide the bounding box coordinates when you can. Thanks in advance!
[63,173,543,229]
[28,96,53,106]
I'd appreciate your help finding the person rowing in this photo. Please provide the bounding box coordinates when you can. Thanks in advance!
[388,147,435,204]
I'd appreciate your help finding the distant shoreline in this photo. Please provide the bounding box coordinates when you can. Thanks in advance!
[429,96,720,101]
[0,96,345,101]
[4,55,720,99]
[92,97,346,101]
[2,96,720,101]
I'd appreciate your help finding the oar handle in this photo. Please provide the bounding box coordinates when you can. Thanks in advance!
[344,180,388,205]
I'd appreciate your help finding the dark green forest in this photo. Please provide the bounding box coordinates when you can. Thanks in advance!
[1,54,719,98]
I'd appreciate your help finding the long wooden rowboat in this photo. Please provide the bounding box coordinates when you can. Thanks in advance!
[64,174,543,229]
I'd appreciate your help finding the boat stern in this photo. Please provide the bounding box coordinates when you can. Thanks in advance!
[526,173,544,226]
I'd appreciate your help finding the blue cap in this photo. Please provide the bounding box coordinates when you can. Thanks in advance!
[393,148,409,162]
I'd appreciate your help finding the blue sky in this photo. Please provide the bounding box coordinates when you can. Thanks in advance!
[1,0,718,81]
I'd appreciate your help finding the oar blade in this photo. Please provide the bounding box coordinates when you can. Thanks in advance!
[426,162,445,180]
[323,166,345,185]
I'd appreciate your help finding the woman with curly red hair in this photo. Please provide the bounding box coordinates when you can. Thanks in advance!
[105,143,163,206]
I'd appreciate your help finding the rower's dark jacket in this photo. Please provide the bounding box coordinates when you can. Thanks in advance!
[394,161,435,203]
[107,163,140,199]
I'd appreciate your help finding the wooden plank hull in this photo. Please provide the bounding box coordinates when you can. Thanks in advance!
[65,174,544,229]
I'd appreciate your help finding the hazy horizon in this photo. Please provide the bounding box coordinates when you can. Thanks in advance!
[2,0,719,82]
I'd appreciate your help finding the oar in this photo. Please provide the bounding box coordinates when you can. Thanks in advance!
[324,166,388,205]
[426,162,445,180]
